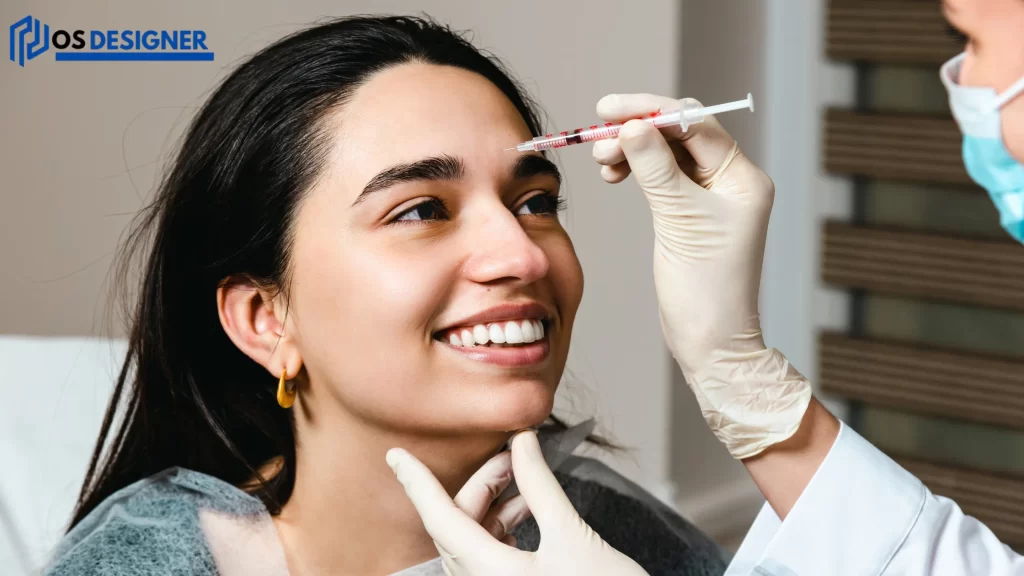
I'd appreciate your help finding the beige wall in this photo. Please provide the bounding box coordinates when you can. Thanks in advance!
[671,0,767,537]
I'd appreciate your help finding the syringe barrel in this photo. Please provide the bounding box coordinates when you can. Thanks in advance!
[526,124,621,151]
[679,99,705,132]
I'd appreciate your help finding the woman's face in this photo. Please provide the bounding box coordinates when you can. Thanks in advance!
[944,0,1024,161]
[285,62,583,434]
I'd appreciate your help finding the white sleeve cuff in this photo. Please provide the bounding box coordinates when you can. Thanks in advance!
[726,421,928,576]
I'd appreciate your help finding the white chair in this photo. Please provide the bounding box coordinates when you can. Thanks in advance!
[1,336,122,576]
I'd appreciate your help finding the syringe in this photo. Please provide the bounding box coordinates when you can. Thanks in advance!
[507,93,754,153]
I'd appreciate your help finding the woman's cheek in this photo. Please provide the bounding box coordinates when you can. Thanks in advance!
[546,234,584,316]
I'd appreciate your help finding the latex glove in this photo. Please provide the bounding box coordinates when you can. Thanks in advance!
[450,449,531,546]
[593,94,812,459]
[386,431,648,576]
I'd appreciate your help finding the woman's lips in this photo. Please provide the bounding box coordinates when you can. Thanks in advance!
[436,337,550,367]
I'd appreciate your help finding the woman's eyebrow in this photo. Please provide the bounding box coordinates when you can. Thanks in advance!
[513,154,561,185]
[353,154,465,205]
[352,153,562,207]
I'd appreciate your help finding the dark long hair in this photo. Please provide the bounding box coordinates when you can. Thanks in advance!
[69,15,549,529]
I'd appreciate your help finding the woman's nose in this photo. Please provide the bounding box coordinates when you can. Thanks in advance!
[461,209,550,287]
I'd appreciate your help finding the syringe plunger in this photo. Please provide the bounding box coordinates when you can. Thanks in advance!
[678,92,755,131]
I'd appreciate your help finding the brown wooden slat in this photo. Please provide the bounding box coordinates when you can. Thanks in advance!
[827,1,962,64]
[824,109,972,185]
[820,333,1024,429]
[894,456,1024,549]
[822,222,1024,310]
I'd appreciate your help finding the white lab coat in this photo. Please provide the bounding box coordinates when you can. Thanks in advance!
[725,421,1024,575]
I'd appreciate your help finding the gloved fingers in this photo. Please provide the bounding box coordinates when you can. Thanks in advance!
[693,140,741,189]
[596,93,686,140]
[480,493,533,540]
[617,120,686,192]
[597,93,741,186]
[670,140,698,177]
[508,430,580,539]
[593,138,633,182]
[386,448,512,563]
[673,99,739,181]
[600,161,632,184]
[594,126,698,174]
[592,138,624,166]
[453,450,513,523]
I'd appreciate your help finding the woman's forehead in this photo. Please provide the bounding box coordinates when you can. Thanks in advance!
[329,63,533,185]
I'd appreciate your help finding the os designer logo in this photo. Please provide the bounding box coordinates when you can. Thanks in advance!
[10,15,214,67]
[9,16,47,66]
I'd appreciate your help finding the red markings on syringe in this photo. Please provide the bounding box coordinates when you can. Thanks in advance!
[527,122,624,151]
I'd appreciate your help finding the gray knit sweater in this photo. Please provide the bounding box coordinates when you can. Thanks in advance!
[45,457,727,576]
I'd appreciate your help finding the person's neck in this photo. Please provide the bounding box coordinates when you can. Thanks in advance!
[273,406,508,576]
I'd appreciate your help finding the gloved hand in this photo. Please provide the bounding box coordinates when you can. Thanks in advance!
[386,430,648,576]
[449,448,530,546]
[593,94,812,459]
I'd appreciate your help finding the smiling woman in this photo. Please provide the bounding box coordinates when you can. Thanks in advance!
[42,15,726,576]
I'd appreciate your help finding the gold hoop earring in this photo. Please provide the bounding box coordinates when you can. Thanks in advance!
[277,370,296,409]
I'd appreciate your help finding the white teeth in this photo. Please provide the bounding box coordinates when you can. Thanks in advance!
[521,320,536,343]
[443,319,547,348]
[473,324,490,346]
[505,321,524,344]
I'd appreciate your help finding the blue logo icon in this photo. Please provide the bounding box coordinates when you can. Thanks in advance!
[8,16,213,66]
[10,16,49,67]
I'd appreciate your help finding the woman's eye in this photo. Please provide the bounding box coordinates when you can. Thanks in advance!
[515,193,566,216]
[393,198,449,223]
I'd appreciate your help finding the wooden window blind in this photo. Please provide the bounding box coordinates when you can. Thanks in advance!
[822,0,1024,550]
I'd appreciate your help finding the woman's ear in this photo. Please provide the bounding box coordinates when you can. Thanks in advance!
[216,277,302,380]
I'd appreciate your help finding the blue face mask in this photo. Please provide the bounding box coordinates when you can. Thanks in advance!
[941,53,1024,241]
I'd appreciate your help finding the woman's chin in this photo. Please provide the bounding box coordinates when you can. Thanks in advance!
[475,379,556,432]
